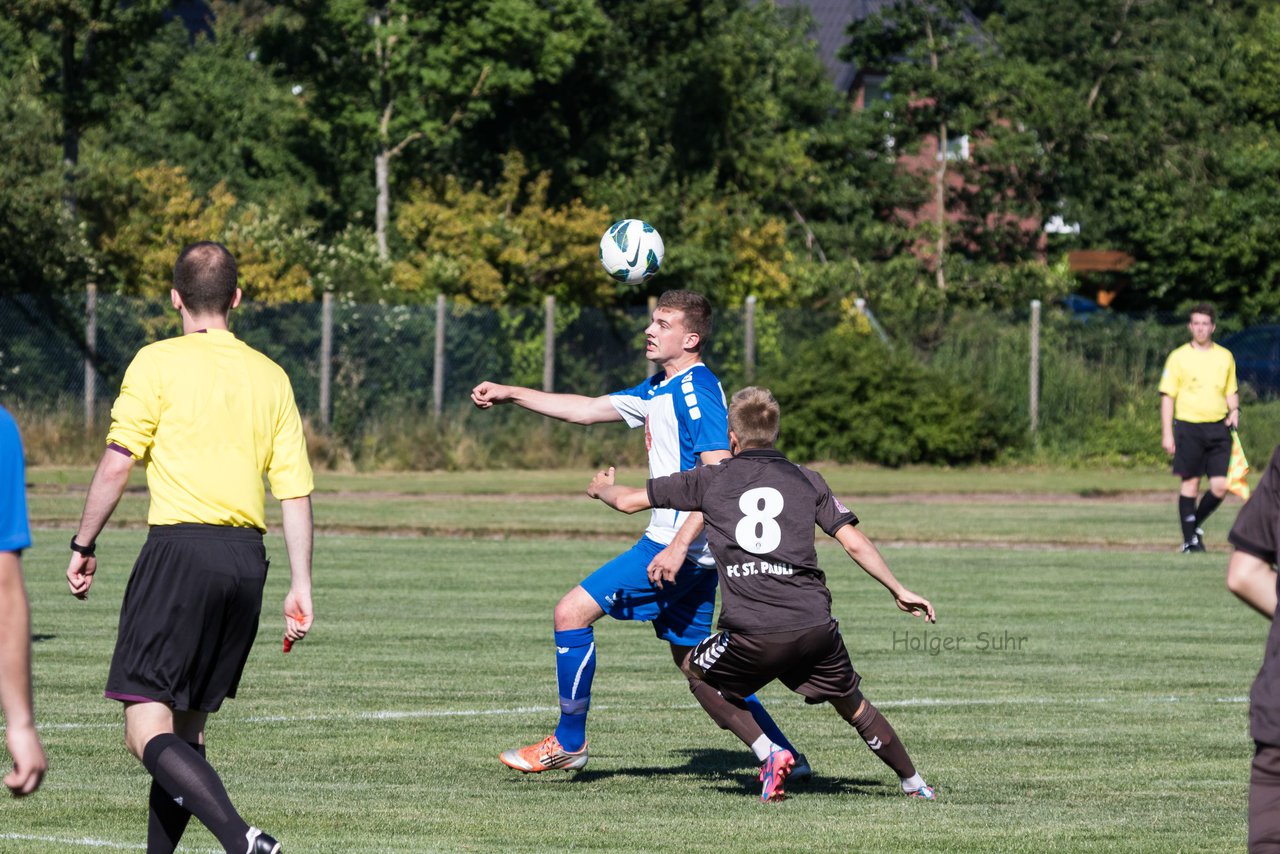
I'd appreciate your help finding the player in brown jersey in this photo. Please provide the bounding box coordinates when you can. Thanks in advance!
[1227,445,1280,851]
[587,386,937,802]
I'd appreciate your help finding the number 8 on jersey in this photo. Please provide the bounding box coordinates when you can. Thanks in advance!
[736,487,784,554]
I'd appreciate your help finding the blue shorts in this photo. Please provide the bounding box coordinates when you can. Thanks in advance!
[579,537,718,646]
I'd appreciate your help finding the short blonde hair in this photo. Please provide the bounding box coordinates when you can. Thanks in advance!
[728,386,780,449]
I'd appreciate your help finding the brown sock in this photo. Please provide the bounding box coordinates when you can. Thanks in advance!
[689,678,764,747]
[849,700,916,779]
[671,644,764,748]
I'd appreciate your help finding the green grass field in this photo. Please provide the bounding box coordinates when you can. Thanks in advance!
[2,467,1262,852]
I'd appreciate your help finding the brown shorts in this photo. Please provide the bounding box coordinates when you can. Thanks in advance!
[687,620,860,704]
[1251,742,1280,852]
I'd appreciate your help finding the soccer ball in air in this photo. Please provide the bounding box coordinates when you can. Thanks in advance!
[599,220,664,284]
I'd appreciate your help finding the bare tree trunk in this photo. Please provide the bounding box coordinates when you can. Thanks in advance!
[60,11,79,217]
[375,147,390,260]
[787,201,827,264]
[934,122,947,291]
[1086,0,1135,112]
[924,14,946,291]
[374,6,393,260]
[371,3,488,261]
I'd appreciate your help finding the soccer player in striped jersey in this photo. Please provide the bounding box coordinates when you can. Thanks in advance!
[587,386,937,802]
[472,291,806,778]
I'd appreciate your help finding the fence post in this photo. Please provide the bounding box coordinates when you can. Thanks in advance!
[1029,299,1041,434]
[543,294,556,392]
[319,291,333,429]
[433,294,446,419]
[84,283,97,431]
[744,295,757,382]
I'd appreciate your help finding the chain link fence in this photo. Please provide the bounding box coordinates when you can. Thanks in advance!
[1,290,1257,463]
[0,292,679,429]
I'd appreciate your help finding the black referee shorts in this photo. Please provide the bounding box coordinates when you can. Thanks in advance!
[1172,419,1231,479]
[687,619,860,704]
[106,524,269,712]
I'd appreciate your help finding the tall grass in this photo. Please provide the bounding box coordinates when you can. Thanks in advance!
[11,401,650,472]
[325,406,648,472]
[8,400,107,466]
[925,310,1188,466]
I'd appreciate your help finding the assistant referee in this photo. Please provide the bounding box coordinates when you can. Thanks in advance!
[66,242,314,854]
[1159,302,1239,553]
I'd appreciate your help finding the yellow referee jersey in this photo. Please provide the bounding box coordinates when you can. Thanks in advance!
[106,329,314,531]
[1158,342,1238,423]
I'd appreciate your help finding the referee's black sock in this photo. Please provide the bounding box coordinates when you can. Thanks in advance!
[1196,492,1224,528]
[1179,496,1198,543]
[147,741,203,854]
[142,733,251,854]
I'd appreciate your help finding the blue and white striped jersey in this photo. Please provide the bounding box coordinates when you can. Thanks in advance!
[610,363,729,564]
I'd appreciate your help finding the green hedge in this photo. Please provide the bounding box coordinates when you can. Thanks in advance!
[760,326,1020,466]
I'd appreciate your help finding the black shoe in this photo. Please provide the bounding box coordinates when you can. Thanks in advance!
[246,827,281,854]
[1181,538,1206,553]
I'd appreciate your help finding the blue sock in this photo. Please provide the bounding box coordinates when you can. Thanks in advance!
[744,694,797,755]
[552,628,595,753]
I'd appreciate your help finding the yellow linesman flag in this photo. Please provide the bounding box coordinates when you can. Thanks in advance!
[1228,429,1251,501]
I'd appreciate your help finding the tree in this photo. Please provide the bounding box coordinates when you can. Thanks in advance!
[988,0,1275,313]
[0,0,171,215]
[845,0,1049,298]
[0,66,92,294]
[101,1,325,219]
[98,164,311,304]
[392,153,612,307]
[258,0,604,253]
[561,1,874,309]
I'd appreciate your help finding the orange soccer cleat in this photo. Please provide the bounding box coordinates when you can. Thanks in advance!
[499,734,588,773]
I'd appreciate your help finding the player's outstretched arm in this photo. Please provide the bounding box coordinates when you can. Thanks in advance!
[834,525,936,623]
[66,448,135,600]
[1227,550,1277,620]
[0,552,46,796]
[471,382,622,425]
[587,466,651,513]
[280,496,314,648]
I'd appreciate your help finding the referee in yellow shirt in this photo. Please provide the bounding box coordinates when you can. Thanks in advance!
[1159,303,1239,553]
[65,242,313,854]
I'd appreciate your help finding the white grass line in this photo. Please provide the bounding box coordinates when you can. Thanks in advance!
[38,705,564,731]
[0,833,140,851]
[242,705,564,724]
[35,694,1249,733]
[0,832,219,852]
[884,695,1249,707]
